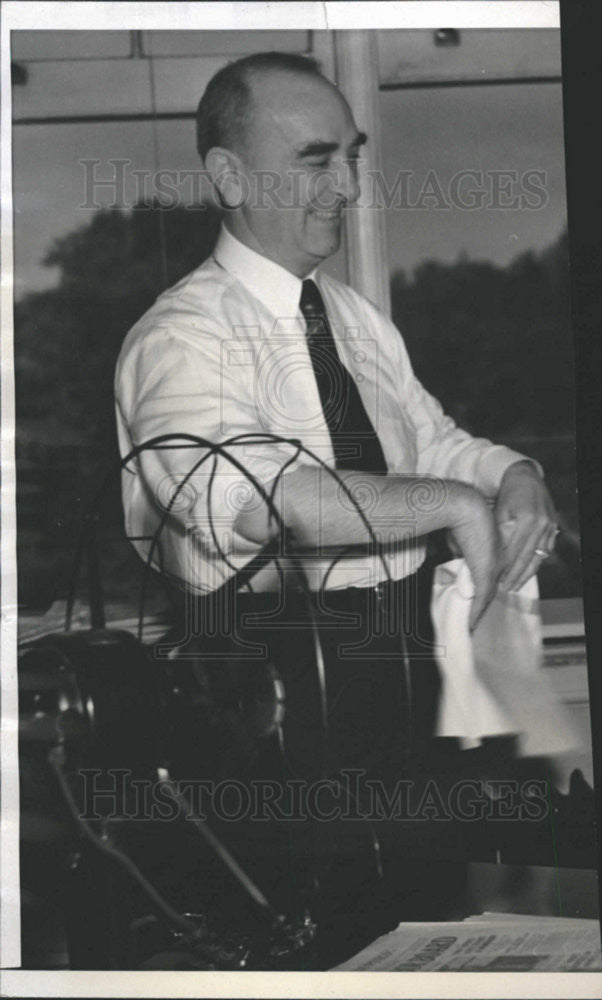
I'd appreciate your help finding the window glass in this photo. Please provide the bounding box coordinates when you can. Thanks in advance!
[13,115,221,612]
[11,29,131,61]
[380,83,579,597]
[377,28,561,86]
[141,29,310,57]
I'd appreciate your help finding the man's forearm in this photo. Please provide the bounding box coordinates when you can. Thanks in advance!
[236,466,478,548]
[236,466,500,630]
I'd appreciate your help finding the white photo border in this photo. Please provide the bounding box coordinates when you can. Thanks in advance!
[5,4,600,999]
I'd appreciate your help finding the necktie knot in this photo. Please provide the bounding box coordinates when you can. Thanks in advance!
[300,278,326,321]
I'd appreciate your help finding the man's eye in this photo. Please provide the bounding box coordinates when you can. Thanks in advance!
[308,159,330,168]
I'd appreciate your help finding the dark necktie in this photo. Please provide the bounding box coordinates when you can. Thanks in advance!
[300,279,387,475]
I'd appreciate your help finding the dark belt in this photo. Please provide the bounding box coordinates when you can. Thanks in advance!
[344,578,402,598]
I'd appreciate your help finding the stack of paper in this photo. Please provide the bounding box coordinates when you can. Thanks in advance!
[333,912,602,971]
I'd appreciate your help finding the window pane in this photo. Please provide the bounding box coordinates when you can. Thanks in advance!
[12,59,153,120]
[142,29,310,58]
[377,28,561,86]
[11,29,131,61]
[13,115,220,610]
[380,82,579,597]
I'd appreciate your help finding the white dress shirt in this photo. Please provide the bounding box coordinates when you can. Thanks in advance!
[115,225,528,594]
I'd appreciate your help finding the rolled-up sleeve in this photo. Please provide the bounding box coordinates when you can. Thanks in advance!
[116,322,303,589]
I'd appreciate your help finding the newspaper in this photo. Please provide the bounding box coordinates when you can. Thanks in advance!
[333,913,602,972]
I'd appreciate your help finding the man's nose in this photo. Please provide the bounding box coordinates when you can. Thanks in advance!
[314,161,360,209]
[335,158,360,205]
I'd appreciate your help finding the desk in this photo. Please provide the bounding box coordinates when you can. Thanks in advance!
[314,860,600,970]
[464,862,599,920]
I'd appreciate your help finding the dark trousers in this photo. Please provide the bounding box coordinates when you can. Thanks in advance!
[152,565,470,912]
[165,564,440,784]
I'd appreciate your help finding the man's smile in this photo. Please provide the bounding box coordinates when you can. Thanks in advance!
[308,207,343,222]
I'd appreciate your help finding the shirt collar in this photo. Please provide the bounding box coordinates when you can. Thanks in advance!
[213,224,317,320]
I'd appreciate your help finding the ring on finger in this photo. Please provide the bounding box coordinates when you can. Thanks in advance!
[534,547,550,559]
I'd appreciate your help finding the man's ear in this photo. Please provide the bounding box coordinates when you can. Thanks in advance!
[204,147,248,210]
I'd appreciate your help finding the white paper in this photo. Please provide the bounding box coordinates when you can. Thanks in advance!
[334,914,602,972]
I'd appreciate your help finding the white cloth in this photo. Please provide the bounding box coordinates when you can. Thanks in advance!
[431,558,580,756]
[115,225,528,594]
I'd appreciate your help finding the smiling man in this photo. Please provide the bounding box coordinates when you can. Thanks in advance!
[200,62,365,274]
[114,52,558,893]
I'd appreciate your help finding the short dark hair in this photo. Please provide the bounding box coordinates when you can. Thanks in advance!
[195,51,322,160]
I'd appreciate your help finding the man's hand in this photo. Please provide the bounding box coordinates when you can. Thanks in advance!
[495,460,558,592]
[447,484,501,631]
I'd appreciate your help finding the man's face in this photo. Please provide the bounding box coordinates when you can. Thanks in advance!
[231,70,364,277]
